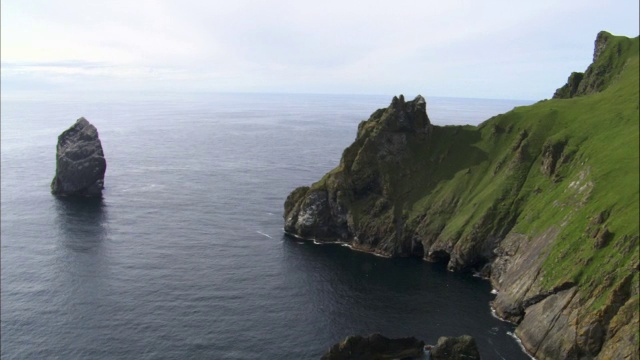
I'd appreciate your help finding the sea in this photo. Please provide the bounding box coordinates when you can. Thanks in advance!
[1,92,534,359]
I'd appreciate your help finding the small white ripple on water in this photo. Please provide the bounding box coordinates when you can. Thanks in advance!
[256,231,273,239]
[119,184,165,193]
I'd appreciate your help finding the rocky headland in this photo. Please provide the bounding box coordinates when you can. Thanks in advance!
[51,117,107,197]
[285,32,639,359]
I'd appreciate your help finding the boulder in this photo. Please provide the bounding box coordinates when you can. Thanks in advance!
[51,117,106,197]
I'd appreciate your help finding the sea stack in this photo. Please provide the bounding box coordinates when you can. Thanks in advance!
[51,117,106,197]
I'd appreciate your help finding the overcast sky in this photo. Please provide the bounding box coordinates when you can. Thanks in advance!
[1,0,638,100]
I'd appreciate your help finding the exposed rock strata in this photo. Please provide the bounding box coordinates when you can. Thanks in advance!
[51,117,106,197]
[516,288,579,358]
[490,228,561,323]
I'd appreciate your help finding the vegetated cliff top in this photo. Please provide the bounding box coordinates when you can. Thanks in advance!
[553,31,638,99]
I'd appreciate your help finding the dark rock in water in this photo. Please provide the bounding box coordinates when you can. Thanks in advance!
[51,117,106,197]
[431,335,481,360]
[321,333,424,360]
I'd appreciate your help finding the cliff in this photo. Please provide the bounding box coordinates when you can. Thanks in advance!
[284,32,639,359]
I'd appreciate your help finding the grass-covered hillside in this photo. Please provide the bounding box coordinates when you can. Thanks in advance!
[284,31,638,359]
[405,30,639,297]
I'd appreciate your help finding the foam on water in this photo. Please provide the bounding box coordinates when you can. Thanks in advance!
[256,231,273,239]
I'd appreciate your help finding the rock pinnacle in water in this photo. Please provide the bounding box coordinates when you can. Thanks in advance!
[51,117,106,197]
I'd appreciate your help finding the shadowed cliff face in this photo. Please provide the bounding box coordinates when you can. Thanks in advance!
[284,32,639,360]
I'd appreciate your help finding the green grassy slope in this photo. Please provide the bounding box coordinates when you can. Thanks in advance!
[310,33,639,309]
[408,33,639,306]
[295,33,638,313]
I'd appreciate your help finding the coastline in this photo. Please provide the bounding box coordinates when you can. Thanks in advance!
[283,229,533,359]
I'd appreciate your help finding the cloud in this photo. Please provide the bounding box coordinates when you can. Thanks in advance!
[2,0,639,99]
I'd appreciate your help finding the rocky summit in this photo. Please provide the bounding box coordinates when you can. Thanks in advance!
[285,31,639,360]
[51,117,107,197]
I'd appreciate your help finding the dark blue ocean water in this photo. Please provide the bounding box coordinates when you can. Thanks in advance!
[1,93,533,359]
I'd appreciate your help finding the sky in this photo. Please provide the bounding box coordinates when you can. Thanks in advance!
[1,0,638,100]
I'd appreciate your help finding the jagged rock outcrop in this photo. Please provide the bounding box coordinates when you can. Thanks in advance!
[284,94,431,255]
[321,333,424,360]
[540,138,570,178]
[51,117,106,197]
[552,72,585,99]
[553,31,633,99]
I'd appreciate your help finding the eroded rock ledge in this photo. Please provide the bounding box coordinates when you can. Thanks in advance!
[51,117,106,197]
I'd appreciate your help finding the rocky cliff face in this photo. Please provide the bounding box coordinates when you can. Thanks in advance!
[284,32,639,359]
[285,94,431,256]
[51,117,106,197]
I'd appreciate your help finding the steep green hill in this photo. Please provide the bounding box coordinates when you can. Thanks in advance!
[284,32,639,359]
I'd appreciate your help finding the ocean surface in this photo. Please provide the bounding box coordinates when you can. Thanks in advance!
[1,93,534,359]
